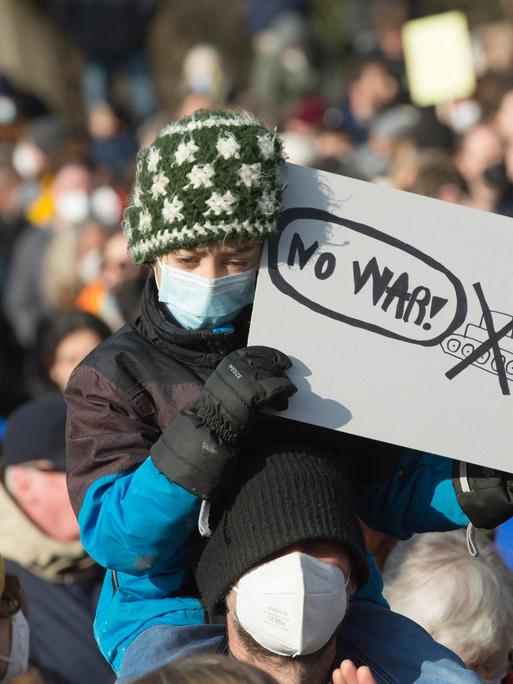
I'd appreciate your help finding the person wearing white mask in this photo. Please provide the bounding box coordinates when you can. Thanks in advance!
[50,161,92,228]
[116,444,479,684]
[66,110,493,682]
[11,115,74,228]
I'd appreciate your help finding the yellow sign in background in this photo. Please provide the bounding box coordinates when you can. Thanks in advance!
[402,11,476,107]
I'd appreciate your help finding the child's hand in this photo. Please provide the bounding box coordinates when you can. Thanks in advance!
[199,346,297,444]
[332,659,376,684]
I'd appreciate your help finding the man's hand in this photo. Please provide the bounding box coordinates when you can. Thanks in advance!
[196,346,297,445]
[332,660,376,684]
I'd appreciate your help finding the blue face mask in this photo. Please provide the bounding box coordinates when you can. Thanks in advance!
[156,262,258,330]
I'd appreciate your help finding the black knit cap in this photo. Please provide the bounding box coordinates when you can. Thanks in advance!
[194,443,369,622]
[2,394,67,471]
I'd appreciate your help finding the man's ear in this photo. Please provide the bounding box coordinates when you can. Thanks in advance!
[224,591,239,645]
[347,577,358,596]
[225,587,237,615]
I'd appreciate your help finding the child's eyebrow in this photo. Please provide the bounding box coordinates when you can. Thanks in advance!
[175,244,258,256]
[175,248,207,256]
[231,245,259,253]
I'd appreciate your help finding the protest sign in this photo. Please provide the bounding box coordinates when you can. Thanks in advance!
[249,163,513,470]
[402,11,476,107]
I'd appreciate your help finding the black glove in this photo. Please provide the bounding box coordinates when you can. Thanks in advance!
[152,346,296,501]
[453,461,513,529]
[152,411,237,501]
[195,346,297,446]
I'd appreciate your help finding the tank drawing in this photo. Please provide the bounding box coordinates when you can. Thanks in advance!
[441,310,513,379]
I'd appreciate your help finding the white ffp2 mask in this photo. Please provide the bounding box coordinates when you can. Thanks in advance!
[234,551,349,657]
[54,190,90,225]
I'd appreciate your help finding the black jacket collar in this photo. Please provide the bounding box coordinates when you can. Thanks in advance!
[135,275,251,376]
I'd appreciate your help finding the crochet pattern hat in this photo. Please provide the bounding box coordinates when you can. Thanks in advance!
[194,442,369,622]
[123,109,286,264]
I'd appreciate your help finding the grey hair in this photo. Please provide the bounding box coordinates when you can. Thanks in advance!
[383,530,513,678]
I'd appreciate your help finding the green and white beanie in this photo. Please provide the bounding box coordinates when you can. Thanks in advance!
[123,109,286,264]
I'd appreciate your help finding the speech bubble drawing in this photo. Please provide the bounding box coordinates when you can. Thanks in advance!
[268,208,468,346]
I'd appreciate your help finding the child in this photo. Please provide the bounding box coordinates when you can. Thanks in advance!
[65,109,508,679]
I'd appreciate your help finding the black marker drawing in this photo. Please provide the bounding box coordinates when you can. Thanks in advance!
[442,310,513,374]
[352,256,449,330]
[444,283,513,396]
[269,207,468,347]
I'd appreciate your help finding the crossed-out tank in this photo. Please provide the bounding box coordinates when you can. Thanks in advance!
[440,310,513,378]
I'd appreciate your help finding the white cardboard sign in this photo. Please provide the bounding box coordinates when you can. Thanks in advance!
[248,164,513,471]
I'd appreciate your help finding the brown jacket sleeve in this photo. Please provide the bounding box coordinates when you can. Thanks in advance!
[65,364,161,516]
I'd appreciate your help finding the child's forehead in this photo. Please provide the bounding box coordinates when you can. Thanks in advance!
[168,240,262,256]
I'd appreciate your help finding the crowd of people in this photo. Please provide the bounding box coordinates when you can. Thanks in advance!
[1,0,513,683]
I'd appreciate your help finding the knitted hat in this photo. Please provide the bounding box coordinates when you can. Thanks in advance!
[195,443,369,622]
[123,109,286,264]
[2,394,67,471]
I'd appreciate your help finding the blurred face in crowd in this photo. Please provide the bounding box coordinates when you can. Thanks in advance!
[455,124,503,183]
[315,130,353,164]
[349,62,398,120]
[87,102,120,140]
[51,163,92,226]
[49,328,104,391]
[371,0,408,61]
[154,239,262,284]
[6,461,79,542]
[11,138,47,180]
[101,232,142,290]
[364,64,398,109]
